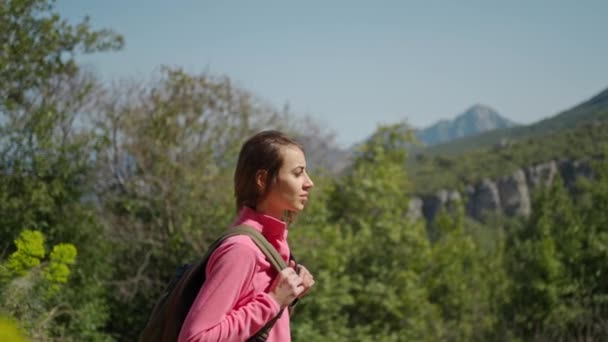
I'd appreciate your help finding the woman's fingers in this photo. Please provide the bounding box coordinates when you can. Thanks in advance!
[271,262,316,304]
[297,266,314,285]
[270,266,306,306]
[293,264,315,297]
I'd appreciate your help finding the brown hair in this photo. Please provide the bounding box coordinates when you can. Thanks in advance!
[234,130,303,212]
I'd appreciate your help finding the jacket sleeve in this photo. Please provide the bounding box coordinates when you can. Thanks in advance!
[177,239,281,342]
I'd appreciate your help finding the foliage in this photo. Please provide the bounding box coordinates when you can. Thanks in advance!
[0,316,27,342]
[42,243,77,295]
[291,124,443,341]
[426,204,499,341]
[502,158,608,340]
[0,0,122,340]
[1,230,45,280]
[0,230,78,341]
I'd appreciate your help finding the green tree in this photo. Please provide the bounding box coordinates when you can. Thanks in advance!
[503,178,581,339]
[318,124,441,340]
[289,175,356,341]
[0,230,78,340]
[0,0,123,339]
[0,316,27,342]
[426,203,501,341]
[563,152,608,338]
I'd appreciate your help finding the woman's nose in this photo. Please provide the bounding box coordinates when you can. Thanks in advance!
[304,174,314,189]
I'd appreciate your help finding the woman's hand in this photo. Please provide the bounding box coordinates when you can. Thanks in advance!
[269,262,304,308]
[294,261,315,298]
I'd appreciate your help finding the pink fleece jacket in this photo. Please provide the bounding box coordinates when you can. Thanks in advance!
[177,206,291,342]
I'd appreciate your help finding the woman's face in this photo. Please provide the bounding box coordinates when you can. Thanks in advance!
[260,145,314,217]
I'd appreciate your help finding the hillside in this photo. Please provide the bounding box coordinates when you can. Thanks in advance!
[409,86,608,192]
[419,86,608,156]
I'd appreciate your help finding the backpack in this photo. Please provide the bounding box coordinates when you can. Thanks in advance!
[138,225,291,342]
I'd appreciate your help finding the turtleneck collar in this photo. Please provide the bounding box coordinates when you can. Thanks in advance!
[233,206,288,240]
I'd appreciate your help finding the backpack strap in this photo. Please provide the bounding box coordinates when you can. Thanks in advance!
[229,225,287,271]
[227,226,297,342]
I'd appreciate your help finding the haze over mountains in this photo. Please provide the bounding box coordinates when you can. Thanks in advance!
[414,104,518,146]
[310,85,608,175]
[421,85,608,156]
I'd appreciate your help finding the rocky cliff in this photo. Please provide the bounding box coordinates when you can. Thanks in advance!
[410,158,596,223]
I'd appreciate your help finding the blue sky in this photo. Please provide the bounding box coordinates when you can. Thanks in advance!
[57,0,608,147]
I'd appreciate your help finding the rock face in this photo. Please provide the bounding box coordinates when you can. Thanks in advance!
[421,190,447,222]
[525,161,558,190]
[407,197,424,222]
[421,190,462,222]
[467,179,502,221]
[497,169,531,217]
[415,158,596,223]
[558,159,593,190]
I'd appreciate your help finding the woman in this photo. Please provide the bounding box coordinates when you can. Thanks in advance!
[178,130,316,342]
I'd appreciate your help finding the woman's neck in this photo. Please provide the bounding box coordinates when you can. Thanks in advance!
[255,201,283,221]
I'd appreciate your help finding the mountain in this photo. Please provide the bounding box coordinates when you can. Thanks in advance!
[415,104,518,146]
[408,85,608,193]
[422,86,608,156]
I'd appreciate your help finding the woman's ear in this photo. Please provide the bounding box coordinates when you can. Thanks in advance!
[255,170,268,193]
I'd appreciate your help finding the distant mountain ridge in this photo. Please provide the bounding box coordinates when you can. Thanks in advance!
[422,85,608,156]
[407,85,608,193]
[323,85,608,175]
[415,104,518,146]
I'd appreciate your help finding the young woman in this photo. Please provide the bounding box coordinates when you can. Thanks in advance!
[177,130,315,342]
